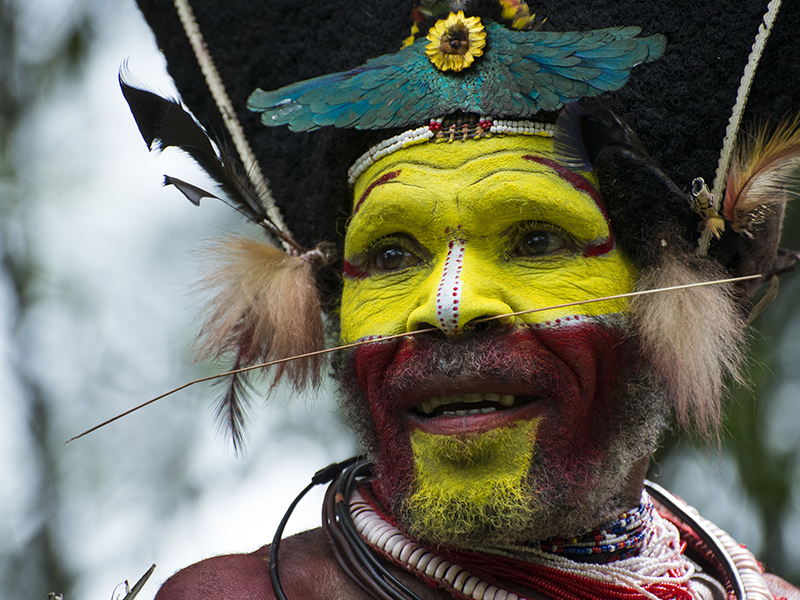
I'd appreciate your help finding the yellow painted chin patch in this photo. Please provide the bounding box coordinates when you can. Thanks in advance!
[341,135,638,343]
[406,420,541,544]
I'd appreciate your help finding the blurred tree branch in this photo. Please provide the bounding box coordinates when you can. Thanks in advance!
[0,0,94,597]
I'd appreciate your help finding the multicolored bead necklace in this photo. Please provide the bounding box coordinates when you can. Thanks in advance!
[319,462,772,600]
[532,498,653,560]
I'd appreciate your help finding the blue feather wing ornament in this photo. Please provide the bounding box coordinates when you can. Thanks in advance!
[248,21,666,131]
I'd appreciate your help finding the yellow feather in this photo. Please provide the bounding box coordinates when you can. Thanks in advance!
[724,114,800,234]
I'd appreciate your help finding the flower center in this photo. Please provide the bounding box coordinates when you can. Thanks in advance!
[441,24,471,55]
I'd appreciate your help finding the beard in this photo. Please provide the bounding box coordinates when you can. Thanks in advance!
[333,319,669,547]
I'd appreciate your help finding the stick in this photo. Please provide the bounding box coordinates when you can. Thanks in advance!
[66,273,761,443]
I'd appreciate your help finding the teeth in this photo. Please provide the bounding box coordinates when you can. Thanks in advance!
[443,407,497,416]
[415,393,517,415]
[417,399,436,414]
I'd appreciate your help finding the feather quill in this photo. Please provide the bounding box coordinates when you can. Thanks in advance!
[723,115,800,237]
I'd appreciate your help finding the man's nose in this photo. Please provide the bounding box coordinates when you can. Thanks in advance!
[405,240,515,337]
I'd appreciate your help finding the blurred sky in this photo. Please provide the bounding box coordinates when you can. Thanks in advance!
[1,0,799,598]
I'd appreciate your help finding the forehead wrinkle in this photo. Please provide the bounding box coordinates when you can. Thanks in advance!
[353,145,554,200]
[346,180,440,241]
[393,146,554,171]
[352,165,438,212]
[460,170,605,218]
[360,158,552,217]
[450,165,528,214]
[353,179,425,213]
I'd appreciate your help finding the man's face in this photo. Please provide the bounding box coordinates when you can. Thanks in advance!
[338,135,663,545]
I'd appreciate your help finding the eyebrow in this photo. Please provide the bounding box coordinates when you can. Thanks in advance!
[353,170,402,215]
[522,155,608,220]
[522,155,615,257]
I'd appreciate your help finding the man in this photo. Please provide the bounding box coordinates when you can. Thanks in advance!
[125,0,800,598]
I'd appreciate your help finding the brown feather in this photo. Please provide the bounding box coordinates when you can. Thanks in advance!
[196,237,326,392]
[724,115,800,235]
[213,352,253,456]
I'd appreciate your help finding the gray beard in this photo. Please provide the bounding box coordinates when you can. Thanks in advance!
[508,371,670,543]
[333,344,670,547]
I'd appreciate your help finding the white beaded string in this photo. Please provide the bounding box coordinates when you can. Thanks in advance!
[682,502,773,600]
[348,125,435,186]
[347,119,556,186]
[480,497,697,600]
[348,490,727,600]
[351,492,524,600]
[488,119,554,136]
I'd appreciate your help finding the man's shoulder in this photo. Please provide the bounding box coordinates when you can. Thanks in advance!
[154,544,273,600]
[153,528,370,600]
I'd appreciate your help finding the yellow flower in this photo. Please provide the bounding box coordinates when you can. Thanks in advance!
[425,11,486,72]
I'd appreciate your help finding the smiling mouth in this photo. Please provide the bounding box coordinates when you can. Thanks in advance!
[412,393,542,418]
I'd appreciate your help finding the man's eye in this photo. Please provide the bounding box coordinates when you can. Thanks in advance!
[517,230,566,256]
[374,244,420,271]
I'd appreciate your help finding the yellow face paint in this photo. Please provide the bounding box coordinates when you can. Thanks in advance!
[406,419,541,543]
[341,135,637,343]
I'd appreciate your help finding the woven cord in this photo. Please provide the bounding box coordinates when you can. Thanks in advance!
[172,0,293,251]
[699,0,783,255]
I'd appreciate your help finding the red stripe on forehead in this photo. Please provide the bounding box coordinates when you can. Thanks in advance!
[523,155,614,257]
[522,156,607,216]
[353,169,401,215]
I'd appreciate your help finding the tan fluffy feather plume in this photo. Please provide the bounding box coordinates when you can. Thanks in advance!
[197,237,326,388]
[196,237,328,452]
[724,115,800,236]
[630,247,747,437]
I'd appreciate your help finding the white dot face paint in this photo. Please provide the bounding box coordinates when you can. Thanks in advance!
[341,136,638,344]
[436,239,466,335]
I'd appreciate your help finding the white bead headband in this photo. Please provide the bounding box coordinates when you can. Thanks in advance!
[347,116,556,186]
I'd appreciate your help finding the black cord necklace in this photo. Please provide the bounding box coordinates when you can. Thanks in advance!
[269,456,363,600]
[269,458,745,600]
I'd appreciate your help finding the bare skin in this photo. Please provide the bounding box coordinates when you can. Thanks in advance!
[153,523,800,600]
[155,528,471,600]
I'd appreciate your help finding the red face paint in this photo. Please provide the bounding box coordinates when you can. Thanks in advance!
[522,155,615,257]
[339,322,635,514]
[353,169,401,215]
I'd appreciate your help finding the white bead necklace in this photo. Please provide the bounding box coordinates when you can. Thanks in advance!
[349,489,770,600]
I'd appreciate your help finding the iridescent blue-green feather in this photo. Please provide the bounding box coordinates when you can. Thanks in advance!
[247,21,666,132]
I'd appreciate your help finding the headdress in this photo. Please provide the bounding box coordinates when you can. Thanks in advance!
[124,0,799,443]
